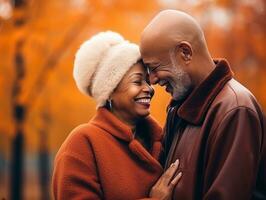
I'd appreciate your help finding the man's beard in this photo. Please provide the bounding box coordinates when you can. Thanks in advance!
[169,58,192,101]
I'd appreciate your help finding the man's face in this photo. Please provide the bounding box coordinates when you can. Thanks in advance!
[143,50,191,100]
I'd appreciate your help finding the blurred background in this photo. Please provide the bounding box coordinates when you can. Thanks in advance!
[0,0,265,199]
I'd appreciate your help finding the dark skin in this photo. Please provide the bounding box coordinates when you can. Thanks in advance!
[107,61,182,200]
[106,61,154,150]
[109,61,154,129]
[139,9,218,200]
[140,9,216,89]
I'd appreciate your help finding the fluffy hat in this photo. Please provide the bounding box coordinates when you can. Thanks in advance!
[73,31,141,107]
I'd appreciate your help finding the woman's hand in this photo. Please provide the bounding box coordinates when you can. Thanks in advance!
[149,159,182,200]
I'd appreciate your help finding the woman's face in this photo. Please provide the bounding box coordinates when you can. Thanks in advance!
[110,62,154,125]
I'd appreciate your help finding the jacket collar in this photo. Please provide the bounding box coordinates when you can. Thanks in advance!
[91,107,162,142]
[91,107,163,170]
[91,107,133,141]
[177,59,234,125]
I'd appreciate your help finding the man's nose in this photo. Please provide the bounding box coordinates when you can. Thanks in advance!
[149,72,159,85]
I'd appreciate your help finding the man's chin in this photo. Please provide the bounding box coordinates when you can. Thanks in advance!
[172,88,188,101]
[165,84,187,100]
[165,86,172,94]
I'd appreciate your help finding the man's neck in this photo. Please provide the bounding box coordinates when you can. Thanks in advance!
[191,56,215,87]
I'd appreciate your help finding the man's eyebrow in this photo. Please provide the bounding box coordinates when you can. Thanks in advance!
[145,62,161,72]
[149,65,160,72]
[145,62,159,67]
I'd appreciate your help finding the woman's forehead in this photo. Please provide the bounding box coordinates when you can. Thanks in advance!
[127,62,146,75]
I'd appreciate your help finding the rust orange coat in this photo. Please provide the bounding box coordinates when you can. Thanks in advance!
[52,108,163,200]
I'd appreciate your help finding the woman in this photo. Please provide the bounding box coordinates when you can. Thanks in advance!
[52,31,181,200]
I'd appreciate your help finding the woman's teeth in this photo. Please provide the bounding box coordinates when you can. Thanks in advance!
[135,98,150,104]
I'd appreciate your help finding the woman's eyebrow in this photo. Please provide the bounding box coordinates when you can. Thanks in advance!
[128,73,144,78]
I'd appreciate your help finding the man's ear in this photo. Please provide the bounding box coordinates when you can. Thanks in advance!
[179,41,192,62]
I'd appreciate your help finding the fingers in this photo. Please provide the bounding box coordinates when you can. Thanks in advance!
[149,159,182,199]
[169,172,182,189]
[167,159,179,177]
[162,159,180,185]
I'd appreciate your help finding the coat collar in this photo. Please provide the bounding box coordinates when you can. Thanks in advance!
[91,107,133,142]
[91,107,162,142]
[91,107,163,170]
[176,59,234,125]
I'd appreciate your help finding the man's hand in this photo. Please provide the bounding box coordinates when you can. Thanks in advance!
[149,159,182,200]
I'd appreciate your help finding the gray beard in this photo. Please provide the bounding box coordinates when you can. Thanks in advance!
[170,62,191,101]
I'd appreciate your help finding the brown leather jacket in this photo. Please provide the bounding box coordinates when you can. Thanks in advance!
[161,59,266,200]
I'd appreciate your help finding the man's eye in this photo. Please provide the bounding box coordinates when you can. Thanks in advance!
[150,65,160,72]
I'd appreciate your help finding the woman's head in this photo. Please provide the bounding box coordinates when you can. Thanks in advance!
[73,31,154,124]
[110,61,154,124]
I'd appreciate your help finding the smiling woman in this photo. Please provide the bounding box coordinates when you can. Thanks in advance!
[110,61,154,127]
[52,31,181,200]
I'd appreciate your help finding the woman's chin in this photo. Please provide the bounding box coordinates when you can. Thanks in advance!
[136,110,150,119]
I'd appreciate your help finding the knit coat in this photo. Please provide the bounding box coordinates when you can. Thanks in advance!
[52,108,163,200]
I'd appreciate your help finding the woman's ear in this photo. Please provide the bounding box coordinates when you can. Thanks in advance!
[179,41,192,63]
[109,93,114,100]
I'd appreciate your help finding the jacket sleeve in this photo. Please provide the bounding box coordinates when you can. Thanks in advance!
[52,137,103,200]
[203,107,263,200]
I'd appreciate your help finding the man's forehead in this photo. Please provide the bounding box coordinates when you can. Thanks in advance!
[142,49,169,64]
[140,36,174,64]
[141,35,170,52]
[142,55,160,65]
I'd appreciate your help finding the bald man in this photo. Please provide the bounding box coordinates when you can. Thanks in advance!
[140,10,266,200]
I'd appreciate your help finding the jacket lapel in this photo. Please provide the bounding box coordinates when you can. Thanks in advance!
[177,59,234,125]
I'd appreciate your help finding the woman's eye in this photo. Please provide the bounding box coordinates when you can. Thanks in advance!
[133,80,142,85]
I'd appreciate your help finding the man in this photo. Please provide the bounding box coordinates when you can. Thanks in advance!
[140,10,266,199]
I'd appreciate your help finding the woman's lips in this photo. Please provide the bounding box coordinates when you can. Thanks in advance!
[135,98,151,108]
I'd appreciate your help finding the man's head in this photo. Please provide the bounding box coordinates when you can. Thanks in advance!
[140,10,213,100]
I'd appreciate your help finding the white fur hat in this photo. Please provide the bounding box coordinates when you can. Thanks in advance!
[73,31,141,107]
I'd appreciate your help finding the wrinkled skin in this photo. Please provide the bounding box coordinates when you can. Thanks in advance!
[140,10,216,199]
[140,9,215,100]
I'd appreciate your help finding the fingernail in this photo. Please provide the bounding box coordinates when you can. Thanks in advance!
[178,172,182,177]
[175,159,179,165]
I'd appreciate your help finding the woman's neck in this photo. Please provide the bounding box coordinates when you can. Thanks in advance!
[111,109,136,130]
[108,108,151,150]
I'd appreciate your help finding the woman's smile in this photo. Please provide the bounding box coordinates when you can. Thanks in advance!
[134,96,151,108]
